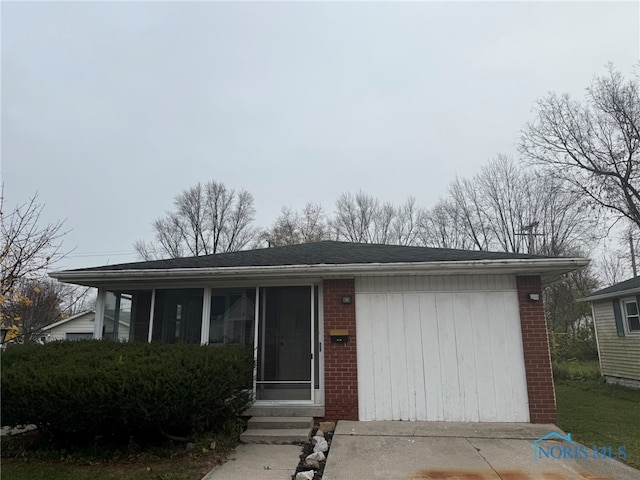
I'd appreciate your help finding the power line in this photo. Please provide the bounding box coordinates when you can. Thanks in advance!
[65,251,136,258]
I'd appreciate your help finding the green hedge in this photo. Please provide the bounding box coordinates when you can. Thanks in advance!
[1,341,254,442]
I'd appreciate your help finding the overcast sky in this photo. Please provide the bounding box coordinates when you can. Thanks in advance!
[2,1,639,271]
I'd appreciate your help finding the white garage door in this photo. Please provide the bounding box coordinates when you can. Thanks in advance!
[355,275,530,422]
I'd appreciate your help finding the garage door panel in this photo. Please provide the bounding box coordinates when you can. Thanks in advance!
[403,294,426,420]
[387,294,410,420]
[370,294,393,420]
[453,292,480,422]
[356,275,529,423]
[471,293,498,422]
[435,293,463,421]
[504,294,530,420]
[356,295,376,421]
[419,293,443,421]
[486,293,517,420]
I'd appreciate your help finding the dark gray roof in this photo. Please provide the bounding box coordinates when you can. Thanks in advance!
[66,241,550,273]
[585,276,640,299]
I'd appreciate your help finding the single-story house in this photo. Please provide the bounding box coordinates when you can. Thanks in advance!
[580,276,640,389]
[41,310,95,341]
[50,241,587,423]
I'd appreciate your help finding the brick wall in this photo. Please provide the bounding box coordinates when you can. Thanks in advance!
[516,276,557,424]
[321,279,359,421]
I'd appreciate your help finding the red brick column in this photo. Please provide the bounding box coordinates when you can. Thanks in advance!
[321,279,358,421]
[516,276,557,424]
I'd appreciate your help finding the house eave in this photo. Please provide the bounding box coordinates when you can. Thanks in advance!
[579,287,640,303]
[50,258,589,288]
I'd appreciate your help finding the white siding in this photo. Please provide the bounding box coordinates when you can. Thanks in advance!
[355,275,529,422]
[44,312,95,341]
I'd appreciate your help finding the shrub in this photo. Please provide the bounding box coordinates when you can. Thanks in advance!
[549,323,599,362]
[1,341,254,443]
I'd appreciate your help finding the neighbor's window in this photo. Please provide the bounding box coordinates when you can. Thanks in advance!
[622,298,640,333]
[66,332,93,341]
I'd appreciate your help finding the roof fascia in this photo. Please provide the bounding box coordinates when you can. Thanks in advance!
[50,258,589,288]
[42,310,95,330]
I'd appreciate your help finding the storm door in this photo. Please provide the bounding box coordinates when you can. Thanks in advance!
[255,286,314,401]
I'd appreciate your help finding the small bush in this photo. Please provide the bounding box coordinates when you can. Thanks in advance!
[1,341,253,444]
[549,325,599,362]
[552,360,601,383]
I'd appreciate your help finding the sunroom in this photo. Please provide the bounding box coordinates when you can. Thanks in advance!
[95,284,321,404]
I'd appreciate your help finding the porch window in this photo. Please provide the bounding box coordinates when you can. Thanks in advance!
[103,290,152,341]
[151,289,203,343]
[209,289,255,346]
[103,291,131,340]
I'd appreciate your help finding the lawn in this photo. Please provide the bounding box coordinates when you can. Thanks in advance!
[0,431,236,480]
[555,374,640,469]
[0,460,210,480]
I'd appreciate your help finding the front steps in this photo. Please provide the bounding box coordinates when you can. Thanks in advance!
[240,416,313,445]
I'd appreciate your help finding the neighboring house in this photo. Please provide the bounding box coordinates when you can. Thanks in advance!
[580,276,640,389]
[42,310,95,341]
[50,241,587,423]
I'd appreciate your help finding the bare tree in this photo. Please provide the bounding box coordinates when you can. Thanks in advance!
[421,156,601,256]
[332,191,418,245]
[445,176,493,251]
[531,174,601,256]
[134,180,259,260]
[520,65,640,229]
[418,199,476,250]
[593,222,640,284]
[0,278,66,344]
[332,191,379,243]
[596,245,630,286]
[392,197,427,246]
[1,190,66,298]
[264,203,329,247]
[59,283,95,317]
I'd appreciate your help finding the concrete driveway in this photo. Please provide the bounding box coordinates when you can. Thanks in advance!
[322,421,639,480]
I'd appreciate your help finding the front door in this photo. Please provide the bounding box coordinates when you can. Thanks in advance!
[255,286,314,401]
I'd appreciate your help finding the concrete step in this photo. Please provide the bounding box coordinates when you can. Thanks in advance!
[240,428,311,445]
[247,416,314,430]
[243,405,324,417]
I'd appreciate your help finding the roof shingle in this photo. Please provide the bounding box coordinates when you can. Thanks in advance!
[584,275,640,299]
[66,240,551,273]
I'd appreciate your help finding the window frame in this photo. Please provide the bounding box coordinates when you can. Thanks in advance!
[65,332,94,341]
[621,297,640,334]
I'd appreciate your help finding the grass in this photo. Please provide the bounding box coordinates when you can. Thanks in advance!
[0,430,239,480]
[552,359,601,382]
[0,460,207,480]
[554,363,640,469]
